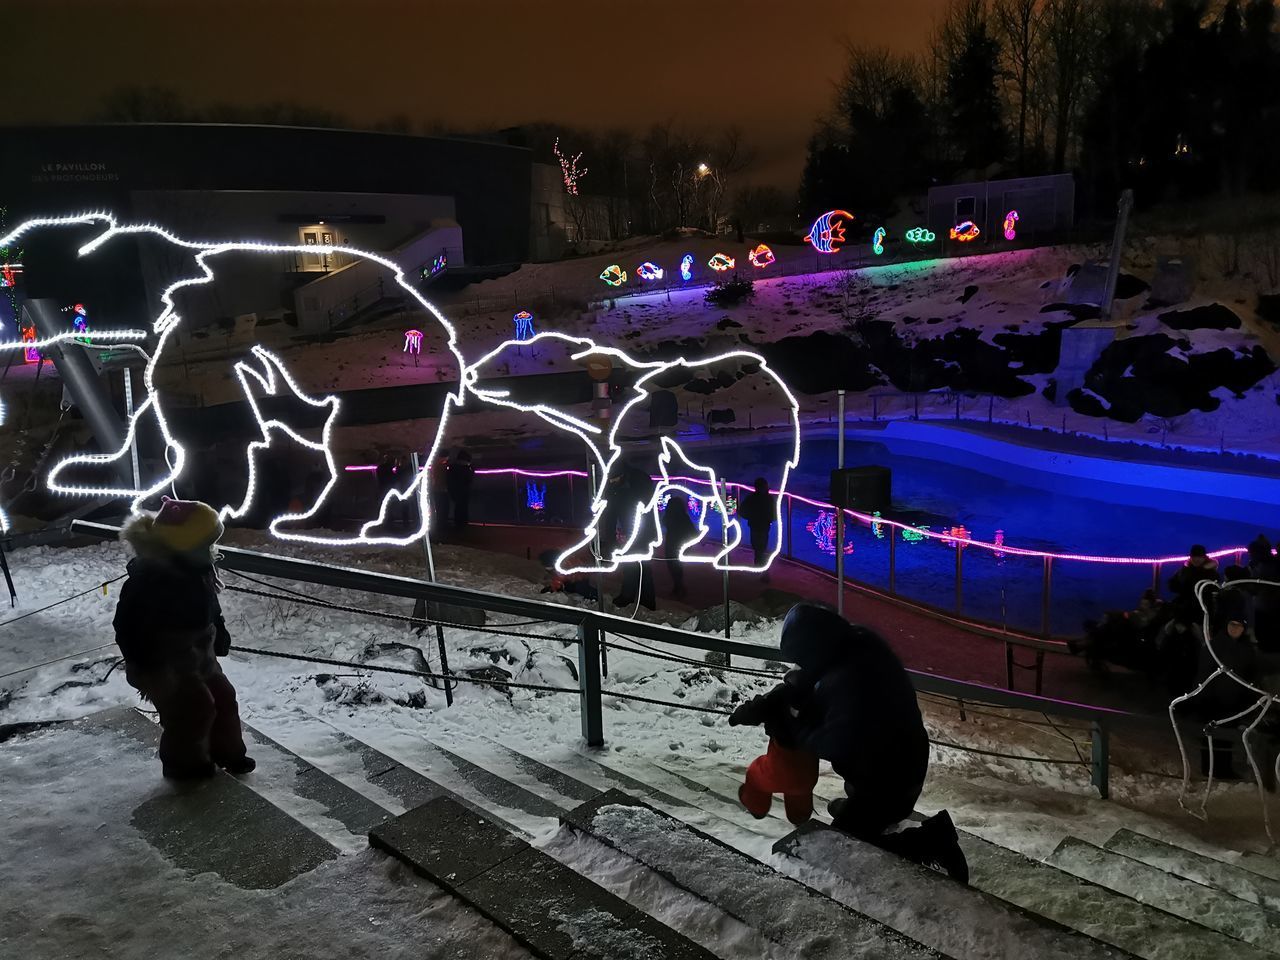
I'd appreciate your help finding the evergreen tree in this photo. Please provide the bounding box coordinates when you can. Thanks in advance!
[943,1,1008,172]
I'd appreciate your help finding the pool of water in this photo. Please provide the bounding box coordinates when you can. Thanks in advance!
[420,428,1280,636]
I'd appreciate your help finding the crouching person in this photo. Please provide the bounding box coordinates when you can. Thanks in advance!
[114,498,254,780]
[767,603,969,883]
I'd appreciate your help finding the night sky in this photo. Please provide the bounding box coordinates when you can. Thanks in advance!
[10,0,944,189]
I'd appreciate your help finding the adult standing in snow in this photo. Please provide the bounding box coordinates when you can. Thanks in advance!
[662,493,698,600]
[447,449,475,530]
[744,603,968,882]
[737,477,775,579]
[113,499,253,780]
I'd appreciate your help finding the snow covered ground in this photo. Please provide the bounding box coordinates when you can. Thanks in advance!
[2,532,1275,867]
[153,236,1280,464]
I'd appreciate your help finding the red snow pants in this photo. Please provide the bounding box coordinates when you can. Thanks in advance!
[128,661,248,775]
[738,738,819,825]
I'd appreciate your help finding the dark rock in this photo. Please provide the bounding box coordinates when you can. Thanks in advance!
[694,600,764,634]
[1158,303,1241,332]
[1114,272,1149,300]
[707,408,736,425]
[958,285,979,304]
[716,316,743,330]
[1041,302,1101,320]
[1258,293,1280,326]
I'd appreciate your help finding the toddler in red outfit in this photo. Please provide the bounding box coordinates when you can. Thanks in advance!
[729,669,819,825]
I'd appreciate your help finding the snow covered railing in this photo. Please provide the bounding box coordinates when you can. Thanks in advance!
[70,519,1179,799]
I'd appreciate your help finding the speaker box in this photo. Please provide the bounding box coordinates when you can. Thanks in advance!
[830,466,891,513]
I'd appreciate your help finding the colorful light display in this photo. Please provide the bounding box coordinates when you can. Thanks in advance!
[599,264,627,286]
[21,324,37,363]
[905,227,935,245]
[680,254,694,281]
[707,253,735,272]
[901,525,929,542]
[0,212,466,547]
[748,244,775,268]
[464,331,800,576]
[430,253,447,276]
[940,525,971,548]
[637,261,664,281]
[0,263,18,288]
[553,137,587,196]
[872,227,886,256]
[403,328,423,354]
[513,310,536,340]
[804,209,854,254]
[526,481,547,511]
[950,221,981,242]
[807,511,853,556]
[1003,210,1019,241]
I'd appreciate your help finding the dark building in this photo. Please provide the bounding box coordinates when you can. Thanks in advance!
[0,124,532,334]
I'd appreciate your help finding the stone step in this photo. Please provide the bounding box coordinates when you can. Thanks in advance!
[89,707,340,890]
[1048,836,1280,954]
[775,821,1132,960]
[371,794,717,960]
[960,828,1271,960]
[428,730,602,810]
[1104,828,1280,911]
[245,708,522,835]
[495,737,779,854]
[562,789,946,960]
[1241,852,1280,882]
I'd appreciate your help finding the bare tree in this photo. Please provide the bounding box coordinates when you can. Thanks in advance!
[1042,0,1097,171]
[993,0,1045,172]
[704,127,754,235]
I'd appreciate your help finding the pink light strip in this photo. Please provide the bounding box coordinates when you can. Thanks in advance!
[342,464,1249,566]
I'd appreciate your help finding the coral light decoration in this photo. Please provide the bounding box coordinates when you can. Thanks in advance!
[637,261,664,281]
[680,254,694,281]
[513,310,536,340]
[748,244,775,268]
[553,137,587,196]
[905,227,935,245]
[526,481,546,512]
[872,227,886,256]
[804,209,854,254]
[599,264,627,287]
[403,329,423,354]
[1003,210,1019,241]
[808,510,853,556]
[949,221,981,242]
[707,253,735,272]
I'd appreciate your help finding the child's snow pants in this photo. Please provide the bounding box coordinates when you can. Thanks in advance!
[738,738,819,825]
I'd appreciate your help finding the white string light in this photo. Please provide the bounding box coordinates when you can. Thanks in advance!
[1170,576,1280,841]
[4,213,468,546]
[463,331,800,577]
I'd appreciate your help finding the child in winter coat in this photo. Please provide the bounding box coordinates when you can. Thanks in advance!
[114,498,254,780]
[728,669,820,825]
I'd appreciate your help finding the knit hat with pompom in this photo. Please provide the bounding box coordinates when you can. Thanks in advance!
[122,498,224,557]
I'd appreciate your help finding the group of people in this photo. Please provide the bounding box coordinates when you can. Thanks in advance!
[112,496,969,885]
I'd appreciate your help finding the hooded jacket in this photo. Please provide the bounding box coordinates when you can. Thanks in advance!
[774,604,929,789]
[113,515,230,671]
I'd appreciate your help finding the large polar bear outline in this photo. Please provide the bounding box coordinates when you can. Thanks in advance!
[465,331,801,576]
[0,213,467,546]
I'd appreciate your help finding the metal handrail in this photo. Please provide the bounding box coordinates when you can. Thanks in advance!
[70,517,1180,798]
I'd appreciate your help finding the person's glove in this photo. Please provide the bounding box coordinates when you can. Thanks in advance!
[728,699,760,727]
[214,620,232,658]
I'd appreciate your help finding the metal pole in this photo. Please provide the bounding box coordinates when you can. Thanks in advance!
[1041,555,1053,640]
[411,452,453,707]
[578,622,604,747]
[955,543,963,613]
[1152,562,1161,596]
[588,462,608,677]
[888,527,897,595]
[1098,189,1134,324]
[1091,720,1110,799]
[123,367,140,491]
[784,495,793,559]
[836,389,846,617]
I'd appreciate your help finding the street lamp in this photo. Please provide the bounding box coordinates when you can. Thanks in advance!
[697,162,710,177]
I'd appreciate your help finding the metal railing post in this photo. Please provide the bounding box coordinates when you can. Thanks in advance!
[1152,562,1161,596]
[888,529,897,596]
[955,543,963,613]
[1091,719,1110,799]
[1041,555,1053,640]
[578,622,604,747]
[784,495,793,560]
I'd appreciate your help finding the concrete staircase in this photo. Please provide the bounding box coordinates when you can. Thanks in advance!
[49,706,1280,960]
